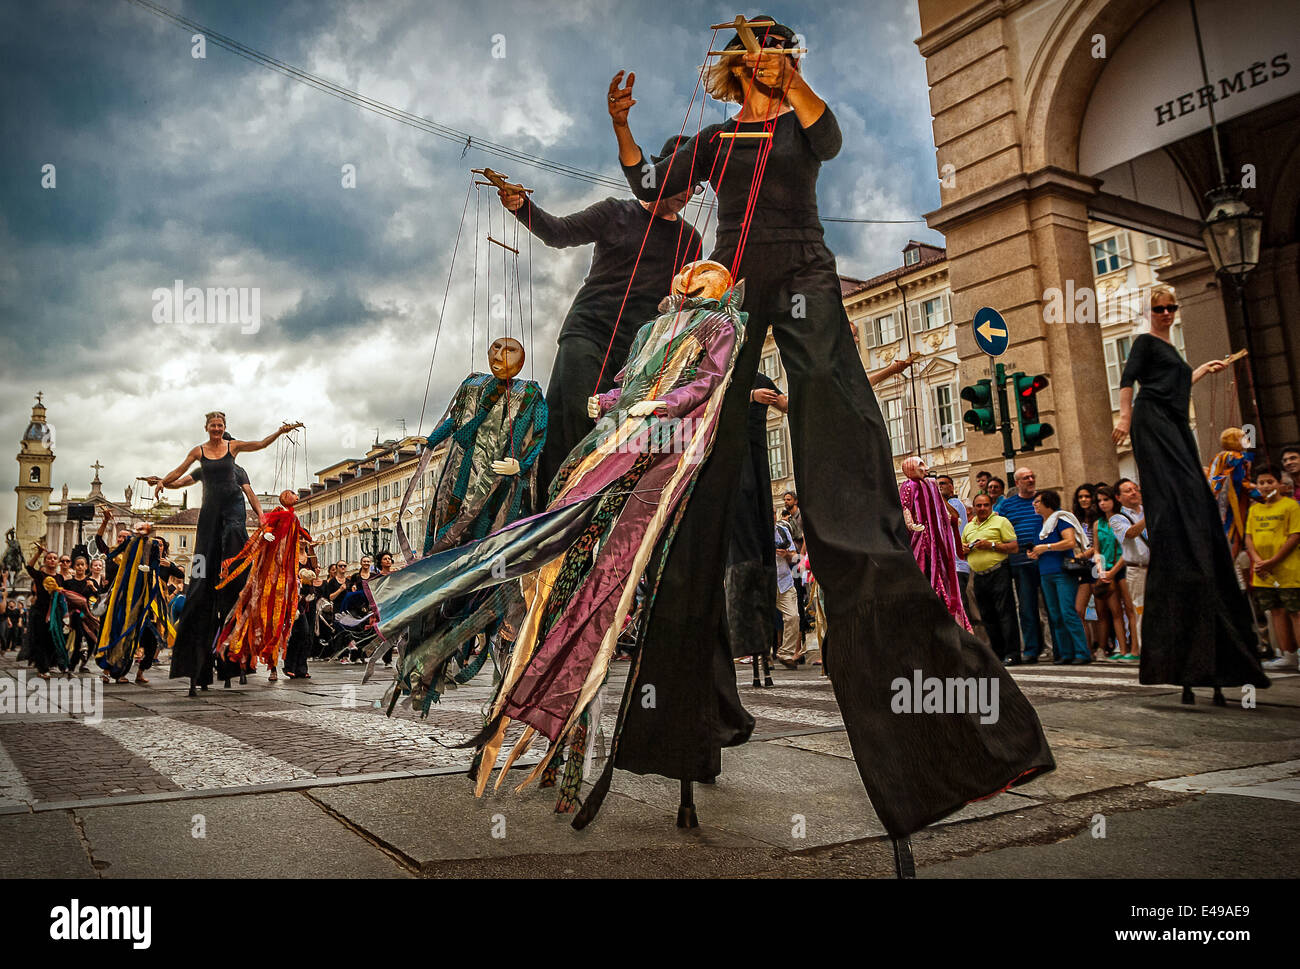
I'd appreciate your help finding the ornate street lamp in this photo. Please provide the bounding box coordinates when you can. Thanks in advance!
[1201,187,1263,280]
[1200,184,1267,456]
[359,515,392,557]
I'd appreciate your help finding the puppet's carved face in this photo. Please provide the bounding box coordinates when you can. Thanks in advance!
[672,260,732,301]
[280,489,298,508]
[1220,427,1243,451]
[901,456,928,480]
[488,337,525,381]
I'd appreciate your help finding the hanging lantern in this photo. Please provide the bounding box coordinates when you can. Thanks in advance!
[1201,187,1263,281]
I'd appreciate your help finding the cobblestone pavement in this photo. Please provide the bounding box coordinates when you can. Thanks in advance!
[1,647,1285,812]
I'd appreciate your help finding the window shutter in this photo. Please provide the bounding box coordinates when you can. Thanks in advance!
[1104,340,1120,410]
[943,290,953,325]
[864,319,877,348]
[907,301,923,333]
[1117,231,1131,268]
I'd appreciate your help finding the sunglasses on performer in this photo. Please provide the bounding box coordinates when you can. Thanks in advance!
[1151,304,1178,313]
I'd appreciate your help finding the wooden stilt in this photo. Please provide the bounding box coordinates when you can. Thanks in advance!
[892,836,916,879]
[676,778,699,828]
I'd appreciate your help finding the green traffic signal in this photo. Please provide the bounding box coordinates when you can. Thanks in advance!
[961,378,996,434]
[1013,371,1054,451]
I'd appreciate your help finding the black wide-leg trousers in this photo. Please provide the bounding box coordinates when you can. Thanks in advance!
[617,240,1054,837]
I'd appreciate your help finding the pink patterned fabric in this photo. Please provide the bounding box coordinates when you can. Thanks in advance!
[898,477,972,631]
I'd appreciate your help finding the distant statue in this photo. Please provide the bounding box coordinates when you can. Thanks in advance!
[125,484,134,505]
[61,483,69,502]
[2,528,21,574]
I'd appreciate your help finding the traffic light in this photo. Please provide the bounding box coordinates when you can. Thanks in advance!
[961,379,996,434]
[1013,371,1054,451]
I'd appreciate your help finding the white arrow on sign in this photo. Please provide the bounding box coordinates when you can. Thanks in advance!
[977,319,1007,343]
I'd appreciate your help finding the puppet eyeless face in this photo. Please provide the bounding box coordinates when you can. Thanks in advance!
[488,337,525,381]
[671,260,732,301]
[279,489,298,508]
[901,456,929,480]
[1220,427,1243,452]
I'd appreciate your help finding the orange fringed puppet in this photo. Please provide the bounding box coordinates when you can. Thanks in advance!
[1207,426,1257,558]
[215,490,314,677]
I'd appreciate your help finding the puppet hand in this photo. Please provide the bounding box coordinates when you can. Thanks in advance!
[629,400,664,417]
[492,458,521,476]
[907,522,927,533]
[587,396,602,419]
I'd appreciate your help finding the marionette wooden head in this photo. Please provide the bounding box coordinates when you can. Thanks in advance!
[901,456,929,480]
[488,337,525,381]
[279,489,298,508]
[671,260,732,301]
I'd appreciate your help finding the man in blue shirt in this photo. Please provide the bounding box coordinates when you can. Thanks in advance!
[996,467,1050,662]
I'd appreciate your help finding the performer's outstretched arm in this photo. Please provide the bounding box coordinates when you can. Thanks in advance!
[232,422,300,456]
[155,446,201,489]
[609,70,713,202]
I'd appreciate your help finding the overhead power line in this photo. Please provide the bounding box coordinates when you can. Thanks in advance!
[120,0,928,225]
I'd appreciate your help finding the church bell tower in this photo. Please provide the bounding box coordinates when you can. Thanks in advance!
[15,392,55,552]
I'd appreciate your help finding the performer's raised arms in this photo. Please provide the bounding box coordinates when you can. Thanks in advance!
[149,413,302,489]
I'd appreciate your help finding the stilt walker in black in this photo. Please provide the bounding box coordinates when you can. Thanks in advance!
[587,17,1054,847]
[497,151,704,488]
[156,413,300,697]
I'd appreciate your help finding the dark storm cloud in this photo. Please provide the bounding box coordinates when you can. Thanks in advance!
[1,0,941,517]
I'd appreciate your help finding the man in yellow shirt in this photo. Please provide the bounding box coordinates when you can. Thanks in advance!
[1246,465,1300,670]
[962,493,1021,665]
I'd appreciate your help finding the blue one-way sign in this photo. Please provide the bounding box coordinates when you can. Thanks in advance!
[972,307,1009,356]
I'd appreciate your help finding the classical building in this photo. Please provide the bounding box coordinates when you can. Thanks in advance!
[290,436,441,570]
[761,231,1195,501]
[914,0,1299,493]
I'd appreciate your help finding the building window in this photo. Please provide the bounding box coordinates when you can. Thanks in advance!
[876,311,901,344]
[884,397,913,455]
[766,428,787,480]
[362,493,369,509]
[904,248,920,266]
[906,292,951,332]
[1145,235,1169,262]
[1092,233,1131,275]
[382,485,389,502]
[372,489,379,505]
[179,535,187,550]
[29,467,40,483]
[932,384,962,447]
[759,353,780,380]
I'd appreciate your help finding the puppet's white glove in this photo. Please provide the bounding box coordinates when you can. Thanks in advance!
[491,458,521,476]
[587,396,601,419]
[629,400,665,417]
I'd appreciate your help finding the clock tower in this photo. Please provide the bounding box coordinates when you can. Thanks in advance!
[15,392,55,553]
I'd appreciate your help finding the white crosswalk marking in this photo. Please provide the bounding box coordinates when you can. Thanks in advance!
[0,741,35,808]
[741,703,845,729]
[90,716,311,790]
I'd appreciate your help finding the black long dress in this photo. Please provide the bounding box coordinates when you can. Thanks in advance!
[21,566,62,674]
[283,586,318,678]
[577,105,1054,838]
[1121,334,1269,688]
[169,444,250,687]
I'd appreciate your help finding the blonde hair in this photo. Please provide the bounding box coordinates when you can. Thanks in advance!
[1148,286,1176,311]
[205,411,226,426]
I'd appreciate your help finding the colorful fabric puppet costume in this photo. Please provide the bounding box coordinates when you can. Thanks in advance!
[380,337,546,707]
[94,531,176,679]
[368,261,748,815]
[214,490,313,672]
[898,456,972,632]
[1207,426,1256,558]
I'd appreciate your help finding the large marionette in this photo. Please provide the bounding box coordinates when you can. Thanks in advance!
[368,259,746,814]
[379,336,547,705]
[898,456,971,631]
[1207,426,1256,558]
[214,489,314,678]
[94,523,176,680]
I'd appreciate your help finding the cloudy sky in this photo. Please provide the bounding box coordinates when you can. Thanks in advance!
[0,0,942,528]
